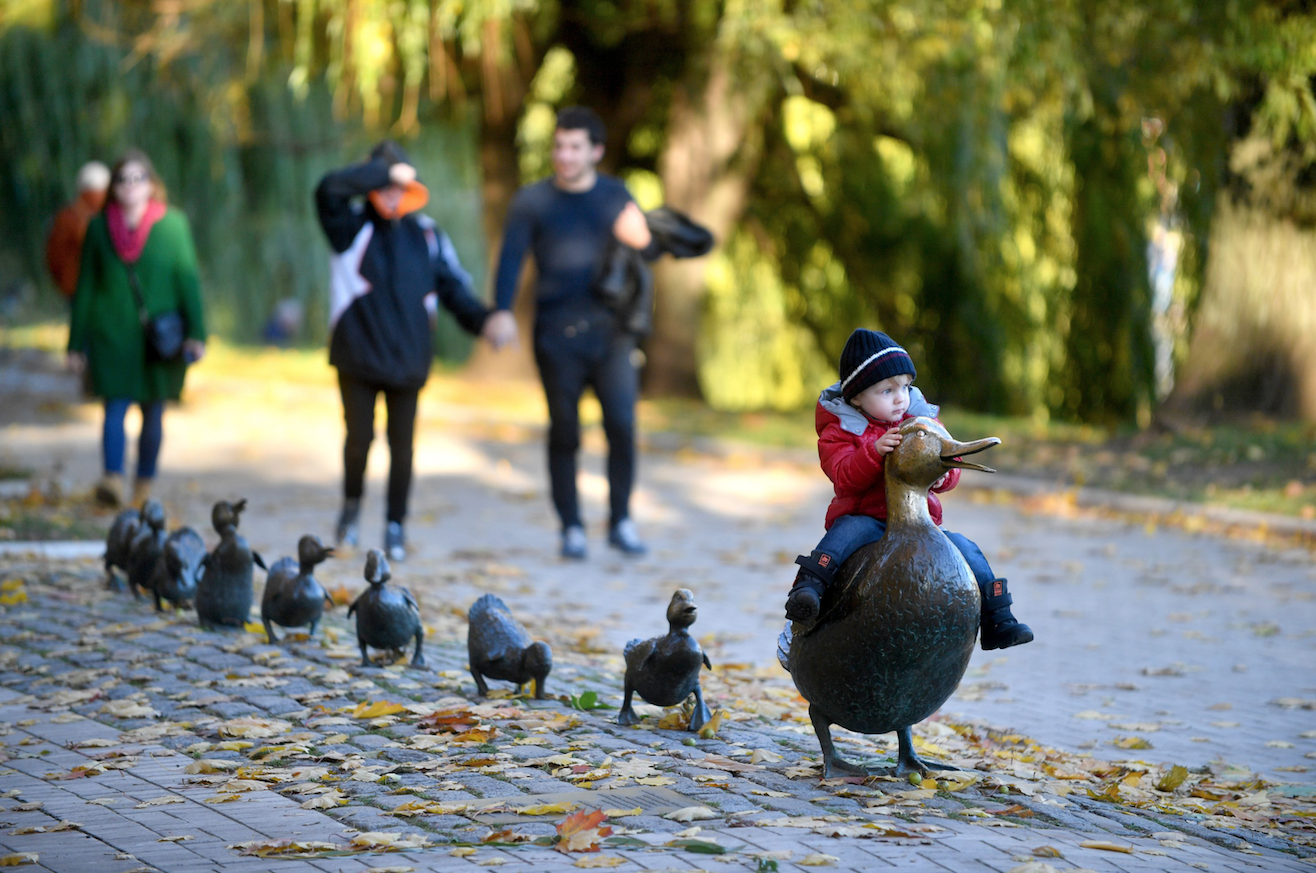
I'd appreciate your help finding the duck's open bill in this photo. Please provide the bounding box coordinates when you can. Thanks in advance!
[940,436,1001,474]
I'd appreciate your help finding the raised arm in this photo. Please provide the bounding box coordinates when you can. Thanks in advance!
[314,159,390,252]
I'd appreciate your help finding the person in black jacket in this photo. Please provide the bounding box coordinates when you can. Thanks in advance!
[316,141,505,561]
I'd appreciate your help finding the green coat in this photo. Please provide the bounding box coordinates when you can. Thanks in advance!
[68,209,206,402]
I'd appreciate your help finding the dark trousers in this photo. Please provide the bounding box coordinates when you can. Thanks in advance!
[534,315,638,530]
[338,372,419,524]
[816,514,996,587]
[102,399,165,479]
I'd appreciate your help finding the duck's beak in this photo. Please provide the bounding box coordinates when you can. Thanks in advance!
[941,436,1001,473]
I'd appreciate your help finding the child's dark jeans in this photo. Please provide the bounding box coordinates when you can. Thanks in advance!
[815,514,994,586]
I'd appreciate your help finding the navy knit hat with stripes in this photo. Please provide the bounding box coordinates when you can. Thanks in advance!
[839,329,916,402]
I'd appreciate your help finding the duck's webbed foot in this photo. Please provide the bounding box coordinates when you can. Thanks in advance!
[617,687,640,726]
[809,705,874,778]
[875,727,962,777]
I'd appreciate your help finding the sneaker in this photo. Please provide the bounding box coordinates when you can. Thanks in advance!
[607,518,647,555]
[94,473,123,508]
[385,521,406,562]
[336,499,361,548]
[561,525,588,560]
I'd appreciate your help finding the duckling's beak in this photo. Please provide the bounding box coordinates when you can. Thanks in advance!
[941,436,1001,473]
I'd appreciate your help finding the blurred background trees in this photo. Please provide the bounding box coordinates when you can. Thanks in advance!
[2,0,1315,423]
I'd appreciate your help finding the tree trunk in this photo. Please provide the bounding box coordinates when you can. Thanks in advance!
[462,15,543,381]
[648,59,758,396]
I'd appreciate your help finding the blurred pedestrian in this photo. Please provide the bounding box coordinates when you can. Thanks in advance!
[67,150,207,507]
[46,161,110,299]
[488,106,659,560]
[316,141,506,561]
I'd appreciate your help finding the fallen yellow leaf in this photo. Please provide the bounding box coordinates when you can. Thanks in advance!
[663,806,718,822]
[574,856,626,868]
[1078,841,1133,854]
[352,701,407,719]
[798,854,839,866]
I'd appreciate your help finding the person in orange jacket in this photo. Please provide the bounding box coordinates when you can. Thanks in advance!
[46,162,111,298]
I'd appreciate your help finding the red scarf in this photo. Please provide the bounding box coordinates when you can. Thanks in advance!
[106,200,166,264]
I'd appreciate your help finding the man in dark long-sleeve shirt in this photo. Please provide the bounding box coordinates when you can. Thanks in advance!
[487,107,656,559]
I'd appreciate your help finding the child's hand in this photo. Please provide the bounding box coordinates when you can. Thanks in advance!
[874,429,902,456]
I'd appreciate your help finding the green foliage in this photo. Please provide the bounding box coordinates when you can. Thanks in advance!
[0,3,486,358]
[4,0,1316,419]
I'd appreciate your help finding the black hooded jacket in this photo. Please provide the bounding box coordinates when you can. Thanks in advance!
[315,156,489,389]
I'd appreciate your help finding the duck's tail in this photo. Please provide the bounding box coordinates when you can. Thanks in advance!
[622,638,642,661]
[775,622,793,673]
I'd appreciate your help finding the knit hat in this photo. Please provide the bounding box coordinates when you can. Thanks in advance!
[839,329,916,401]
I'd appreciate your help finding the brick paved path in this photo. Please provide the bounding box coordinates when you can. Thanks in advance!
[0,562,1310,873]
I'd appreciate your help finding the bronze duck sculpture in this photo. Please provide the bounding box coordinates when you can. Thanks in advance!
[348,549,424,668]
[467,593,552,698]
[261,535,335,644]
[146,526,206,611]
[618,589,713,731]
[783,417,999,776]
[126,500,167,600]
[104,505,142,591]
[196,498,266,629]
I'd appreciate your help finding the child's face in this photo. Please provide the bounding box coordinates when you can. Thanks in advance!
[850,374,913,423]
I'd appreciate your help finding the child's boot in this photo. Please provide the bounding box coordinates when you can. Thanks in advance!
[979,578,1033,650]
[785,551,837,625]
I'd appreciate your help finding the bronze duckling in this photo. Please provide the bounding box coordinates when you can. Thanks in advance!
[196,498,266,629]
[783,417,998,777]
[347,549,424,668]
[467,594,552,699]
[618,588,713,731]
[145,526,206,612]
[104,505,141,591]
[126,500,167,600]
[261,535,335,644]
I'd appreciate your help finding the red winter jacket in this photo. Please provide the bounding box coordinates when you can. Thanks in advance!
[816,388,960,530]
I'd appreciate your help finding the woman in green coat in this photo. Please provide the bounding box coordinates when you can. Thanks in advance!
[67,150,207,507]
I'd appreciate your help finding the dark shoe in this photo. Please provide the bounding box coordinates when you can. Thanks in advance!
[608,519,647,555]
[385,521,406,562]
[561,525,587,560]
[979,578,1034,650]
[336,498,361,548]
[785,584,821,623]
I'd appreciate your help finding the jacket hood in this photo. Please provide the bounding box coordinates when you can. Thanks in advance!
[817,381,939,436]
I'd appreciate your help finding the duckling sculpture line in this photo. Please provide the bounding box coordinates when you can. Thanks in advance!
[618,589,713,731]
[348,550,424,668]
[261,535,335,644]
[146,527,206,611]
[784,417,1000,777]
[467,594,552,699]
[196,499,265,629]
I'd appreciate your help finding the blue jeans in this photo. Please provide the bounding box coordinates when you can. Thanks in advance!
[815,514,995,587]
[103,399,165,480]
